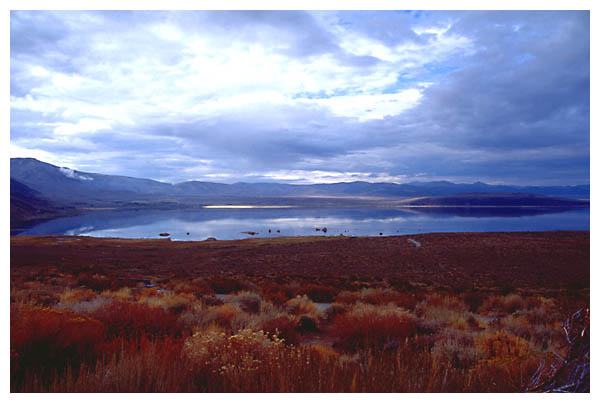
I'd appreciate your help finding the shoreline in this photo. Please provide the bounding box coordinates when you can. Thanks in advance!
[11,228,591,243]
[11,228,591,242]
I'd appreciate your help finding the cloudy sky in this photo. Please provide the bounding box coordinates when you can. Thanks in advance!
[10,10,590,185]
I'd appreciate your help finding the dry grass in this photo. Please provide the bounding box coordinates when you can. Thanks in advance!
[479,293,528,315]
[467,332,549,392]
[285,294,324,319]
[10,277,583,392]
[11,286,582,392]
[10,233,589,392]
[138,290,197,312]
[228,291,262,313]
[335,287,424,310]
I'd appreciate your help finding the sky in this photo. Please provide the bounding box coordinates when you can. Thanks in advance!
[9,9,590,185]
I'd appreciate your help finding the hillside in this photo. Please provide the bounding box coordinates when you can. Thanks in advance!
[10,179,73,232]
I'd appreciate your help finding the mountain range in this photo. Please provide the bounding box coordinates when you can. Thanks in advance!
[10,157,590,232]
[10,157,590,204]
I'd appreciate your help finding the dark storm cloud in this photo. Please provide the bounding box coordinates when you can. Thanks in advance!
[136,104,360,168]
[10,10,589,185]
[10,11,70,56]
[446,12,587,152]
[361,10,590,183]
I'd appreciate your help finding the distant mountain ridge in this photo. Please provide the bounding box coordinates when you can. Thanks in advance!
[10,157,590,203]
[398,193,589,207]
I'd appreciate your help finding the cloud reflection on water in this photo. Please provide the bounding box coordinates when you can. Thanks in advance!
[16,207,589,241]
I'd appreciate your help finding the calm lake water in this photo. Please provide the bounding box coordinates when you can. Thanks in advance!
[16,206,590,241]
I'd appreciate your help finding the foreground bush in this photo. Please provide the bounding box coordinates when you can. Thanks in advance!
[335,287,423,310]
[84,300,183,338]
[10,267,588,392]
[18,335,189,392]
[332,303,421,352]
[11,306,106,390]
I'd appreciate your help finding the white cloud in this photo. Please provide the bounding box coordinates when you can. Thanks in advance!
[11,15,464,125]
[9,9,477,157]
[11,95,60,114]
[305,89,423,121]
[59,167,94,181]
[10,11,589,185]
[150,22,185,42]
[53,118,112,135]
[260,169,408,184]
[412,23,452,36]
[10,144,61,165]
[338,34,397,62]
[51,73,87,90]
[30,65,51,78]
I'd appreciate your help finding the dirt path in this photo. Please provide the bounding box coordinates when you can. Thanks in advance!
[408,238,421,247]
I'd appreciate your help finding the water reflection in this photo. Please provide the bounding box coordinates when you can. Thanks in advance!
[16,206,589,241]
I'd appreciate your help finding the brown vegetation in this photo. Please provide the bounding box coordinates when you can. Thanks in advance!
[10,231,589,392]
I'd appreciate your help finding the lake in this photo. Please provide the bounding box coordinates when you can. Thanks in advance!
[15,206,590,241]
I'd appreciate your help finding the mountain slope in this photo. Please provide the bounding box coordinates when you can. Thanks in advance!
[10,178,71,232]
[10,158,174,204]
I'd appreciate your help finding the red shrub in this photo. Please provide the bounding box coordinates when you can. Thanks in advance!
[203,303,242,328]
[335,288,424,310]
[304,284,338,302]
[463,291,487,312]
[259,286,288,305]
[87,300,182,338]
[167,278,214,296]
[207,277,246,294]
[261,315,301,345]
[332,303,420,352]
[77,272,120,291]
[231,291,262,313]
[11,305,106,390]
[97,332,185,361]
[59,288,98,304]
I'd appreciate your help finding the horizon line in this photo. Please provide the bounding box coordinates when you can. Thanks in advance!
[10,156,591,188]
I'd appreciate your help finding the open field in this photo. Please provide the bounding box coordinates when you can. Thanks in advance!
[10,231,589,392]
